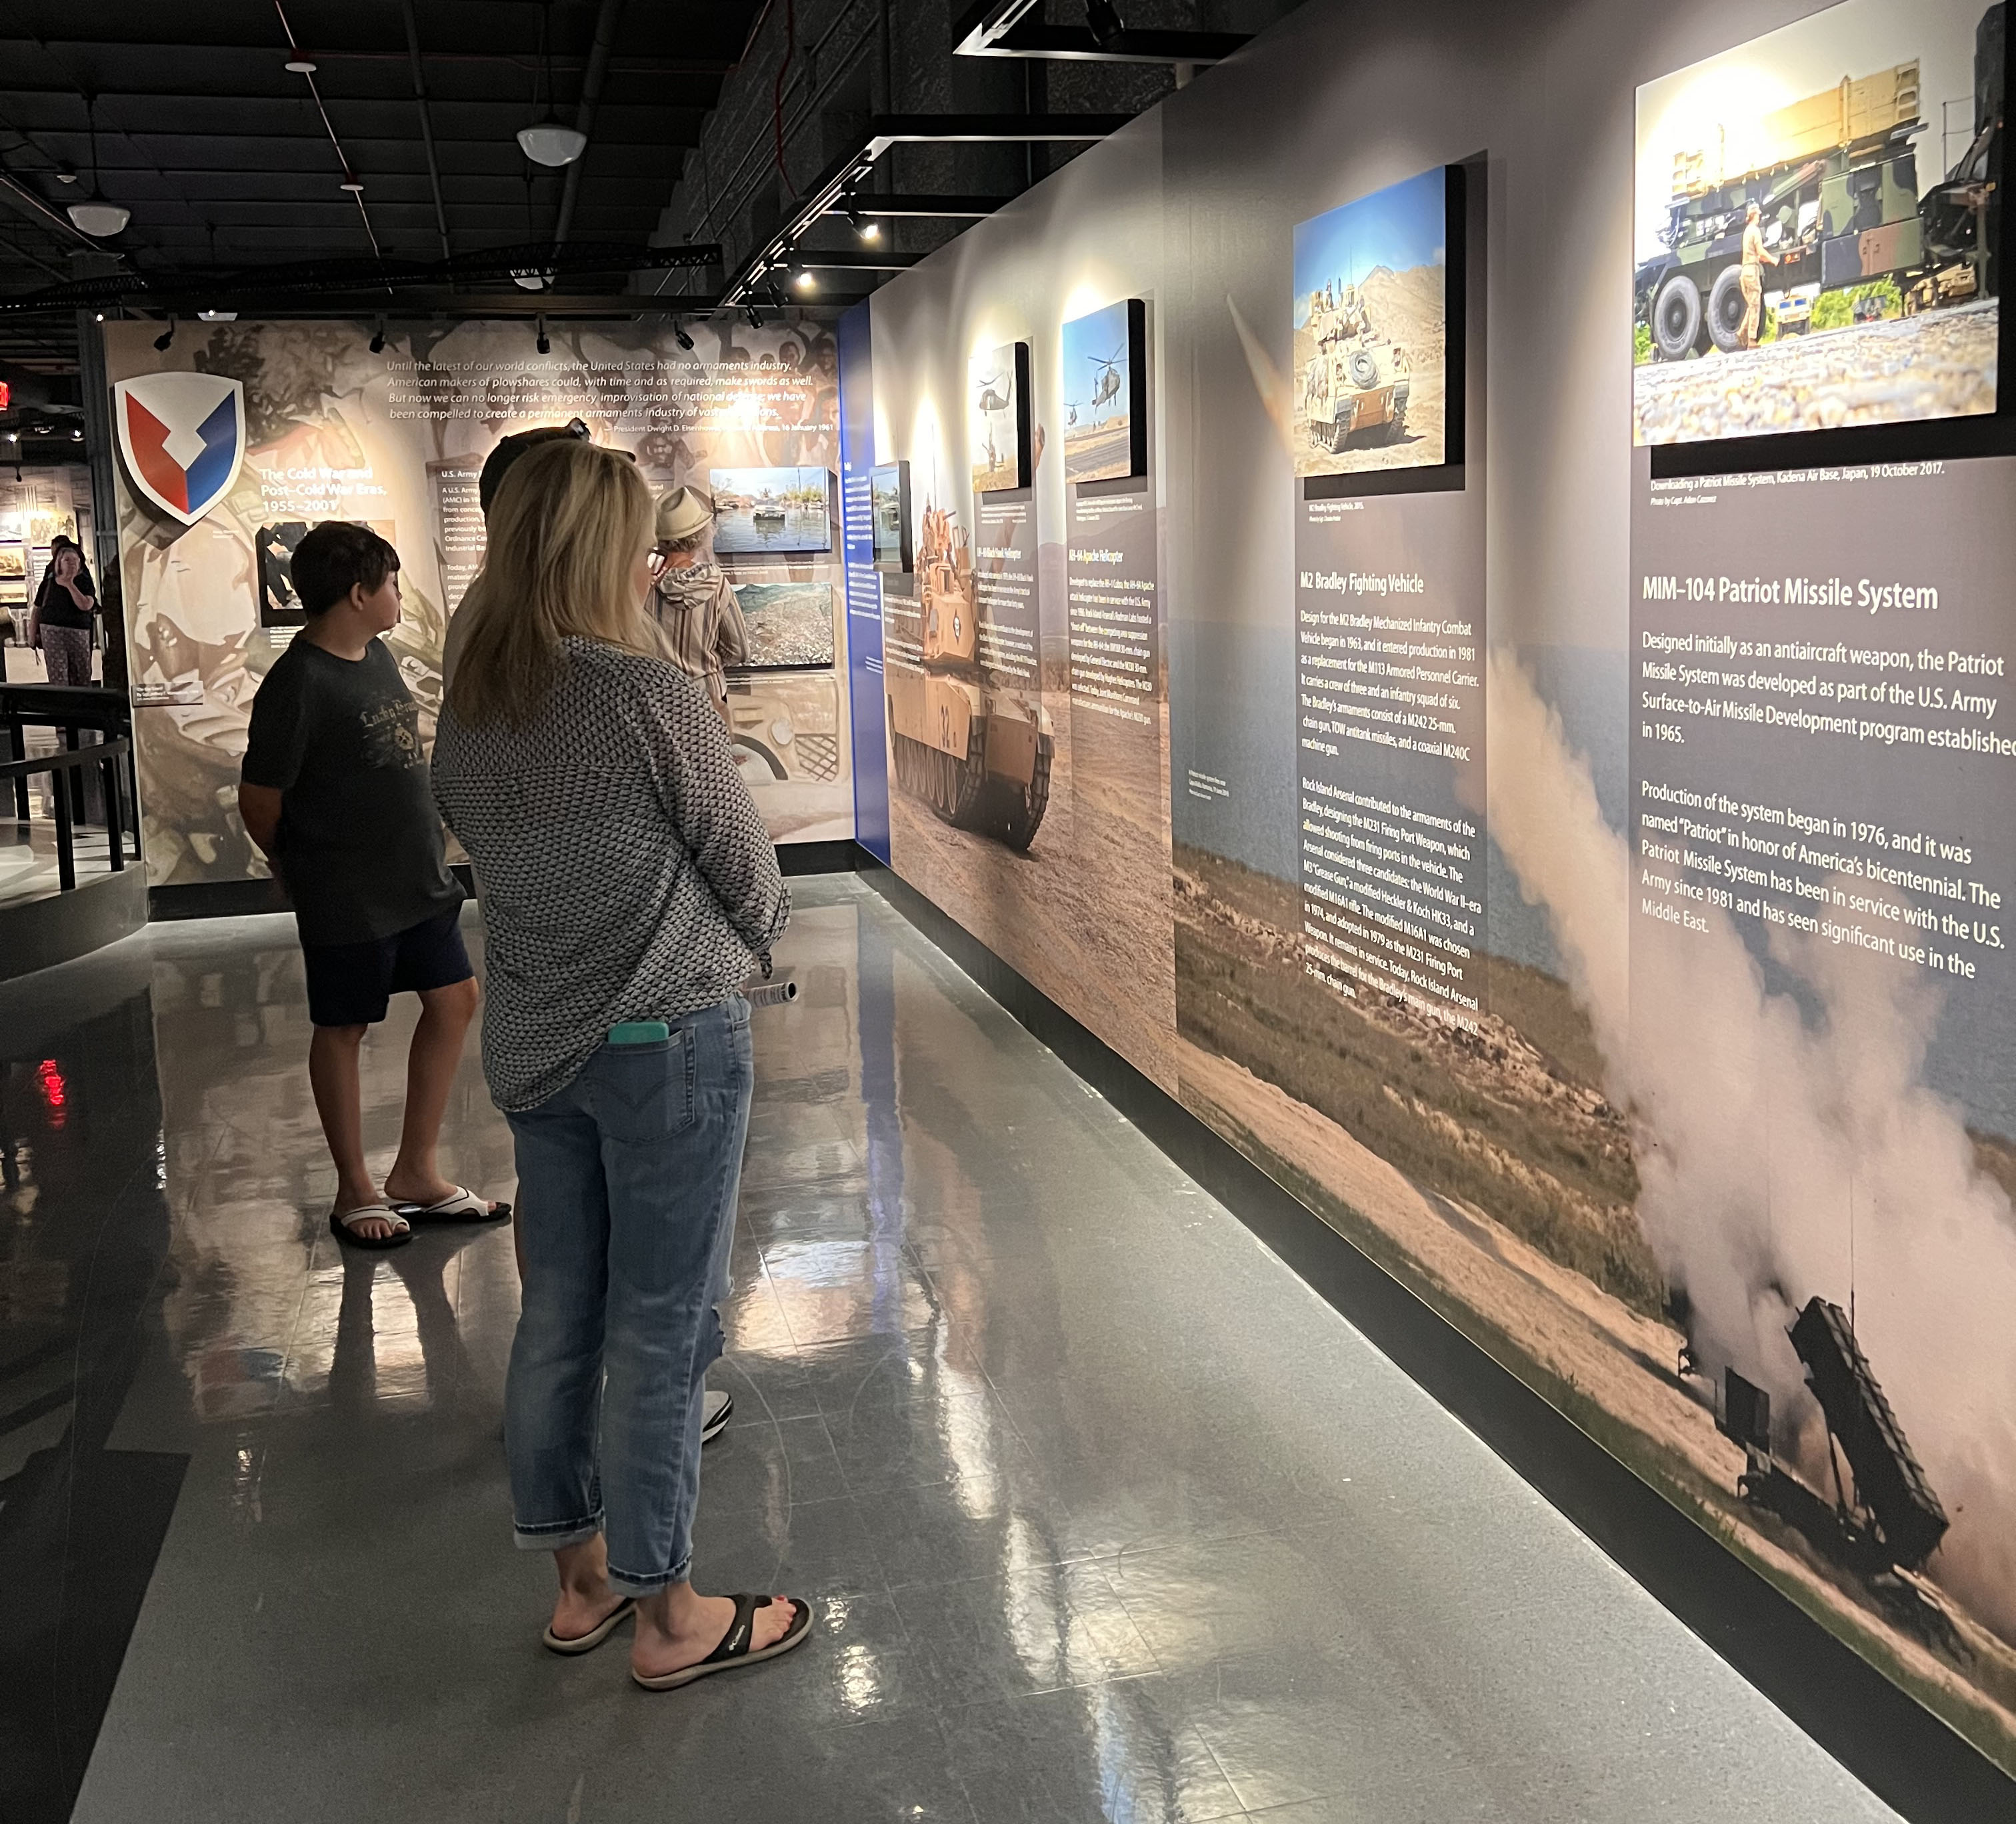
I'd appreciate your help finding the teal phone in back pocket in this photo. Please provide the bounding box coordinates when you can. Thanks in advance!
[607,1019,670,1046]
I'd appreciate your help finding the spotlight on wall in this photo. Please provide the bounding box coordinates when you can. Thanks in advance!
[153,316,176,352]
[535,313,551,356]
[673,319,695,353]
[1085,0,1125,47]
[369,316,387,354]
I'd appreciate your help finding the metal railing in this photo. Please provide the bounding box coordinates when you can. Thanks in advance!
[1,737,140,891]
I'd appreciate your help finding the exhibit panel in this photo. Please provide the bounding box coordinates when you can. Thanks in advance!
[103,315,853,889]
[847,0,2016,1778]
[863,111,1177,1089]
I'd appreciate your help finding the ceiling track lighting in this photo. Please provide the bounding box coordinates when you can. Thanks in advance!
[535,313,551,356]
[369,316,387,355]
[1084,0,1126,47]
[744,303,763,329]
[67,97,131,239]
[197,309,236,323]
[153,316,176,353]
[673,319,695,353]
[844,192,881,241]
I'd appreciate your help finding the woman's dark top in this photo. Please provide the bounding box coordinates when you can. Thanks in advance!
[34,563,97,630]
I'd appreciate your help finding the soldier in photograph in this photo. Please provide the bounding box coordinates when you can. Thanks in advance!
[1739,200,1781,349]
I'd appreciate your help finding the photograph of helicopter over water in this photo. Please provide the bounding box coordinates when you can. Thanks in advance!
[969,341,1032,492]
[1632,0,2001,445]
[1292,165,1448,477]
[707,465,833,553]
[1062,299,1147,482]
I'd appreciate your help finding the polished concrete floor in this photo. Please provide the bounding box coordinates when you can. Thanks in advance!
[0,877,1902,1823]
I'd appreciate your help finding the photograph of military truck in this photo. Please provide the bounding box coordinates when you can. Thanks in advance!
[1292,166,1447,478]
[1062,299,1148,483]
[1633,0,2002,445]
[885,497,1053,849]
[969,342,1033,493]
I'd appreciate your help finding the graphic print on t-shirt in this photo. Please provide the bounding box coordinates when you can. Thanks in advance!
[360,695,424,770]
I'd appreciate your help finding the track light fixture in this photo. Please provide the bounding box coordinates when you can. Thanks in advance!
[673,319,695,353]
[745,303,763,329]
[844,195,881,241]
[535,314,551,356]
[153,316,176,352]
[369,317,387,355]
[1085,0,1125,47]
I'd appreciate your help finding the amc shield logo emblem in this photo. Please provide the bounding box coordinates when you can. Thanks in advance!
[113,373,247,527]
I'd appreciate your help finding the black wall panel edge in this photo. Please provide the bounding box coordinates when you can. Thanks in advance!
[847,850,2015,1824]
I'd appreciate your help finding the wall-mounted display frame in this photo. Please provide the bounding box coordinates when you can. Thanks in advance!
[1296,163,1467,498]
[731,579,837,669]
[1637,0,2013,477]
[871,460,913,573]
[1063,299,1148,483]
[707,465,833,555]
[970,341,1033,493]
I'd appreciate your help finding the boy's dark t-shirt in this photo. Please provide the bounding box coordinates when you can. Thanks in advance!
[242,635,463,947]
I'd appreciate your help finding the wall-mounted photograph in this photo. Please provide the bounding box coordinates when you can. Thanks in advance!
[1062,299,1147,483]
[871,460,913,572]
[707,465,833,554]
[969,341,1033,493]
[1293,165,1449,478]
[731,579,836,669]
[1633,0,2001,446]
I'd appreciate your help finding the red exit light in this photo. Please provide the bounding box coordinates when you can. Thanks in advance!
[0,381,10,411]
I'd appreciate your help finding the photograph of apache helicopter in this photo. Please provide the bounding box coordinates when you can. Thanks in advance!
[1061,298,1147,482]
[969,341,1031,491]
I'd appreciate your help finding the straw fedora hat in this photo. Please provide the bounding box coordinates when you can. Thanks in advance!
[655,484,715,543]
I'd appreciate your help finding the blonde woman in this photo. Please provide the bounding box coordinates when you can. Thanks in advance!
[431,438,809,1689]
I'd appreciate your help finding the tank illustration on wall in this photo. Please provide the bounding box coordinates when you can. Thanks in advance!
[885,502,1053,849]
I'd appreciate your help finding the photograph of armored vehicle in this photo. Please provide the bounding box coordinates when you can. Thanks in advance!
[1635,10,2001,363]
[1301,281,1412,450]
[885,503,1053,850]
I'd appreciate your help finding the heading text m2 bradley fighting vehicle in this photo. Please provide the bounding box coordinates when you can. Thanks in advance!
[885,503,1053,851]
[1635,3,2003,359]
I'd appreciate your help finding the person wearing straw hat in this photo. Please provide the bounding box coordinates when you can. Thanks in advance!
[648,485,748,726]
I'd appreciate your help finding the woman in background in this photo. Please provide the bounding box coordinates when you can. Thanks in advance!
[431,437,808,1691]
[29,537,97,685]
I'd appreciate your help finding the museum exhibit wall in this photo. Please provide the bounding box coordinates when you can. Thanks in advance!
[103,315,852,889]
[840,0,2016,1773]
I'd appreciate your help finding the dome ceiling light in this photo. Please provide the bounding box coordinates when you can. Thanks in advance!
[66,97,129,238]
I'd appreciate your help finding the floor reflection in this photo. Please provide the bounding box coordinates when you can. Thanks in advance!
[1,883,1904,1824]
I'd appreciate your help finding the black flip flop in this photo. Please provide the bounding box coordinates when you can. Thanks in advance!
[543,1596,637,1656]
[329,1203,413,1250]
[631,1594,814,1691]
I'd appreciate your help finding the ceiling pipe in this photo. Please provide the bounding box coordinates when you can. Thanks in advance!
[552,0,625,257]
[400,0,453,259]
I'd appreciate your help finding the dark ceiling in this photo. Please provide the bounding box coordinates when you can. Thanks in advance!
[0,0,762,374]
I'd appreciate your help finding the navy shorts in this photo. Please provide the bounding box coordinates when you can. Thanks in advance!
[301,907,474,1029]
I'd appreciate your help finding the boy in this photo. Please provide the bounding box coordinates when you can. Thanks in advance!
[239,521,505,1249]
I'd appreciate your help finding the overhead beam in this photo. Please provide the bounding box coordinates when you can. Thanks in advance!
[399,0,453,259]
[1,43,735,75]
[821,193,1011,219]
[952,3,1247,65]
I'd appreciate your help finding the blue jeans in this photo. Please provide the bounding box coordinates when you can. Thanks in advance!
[503,996,753,1595]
